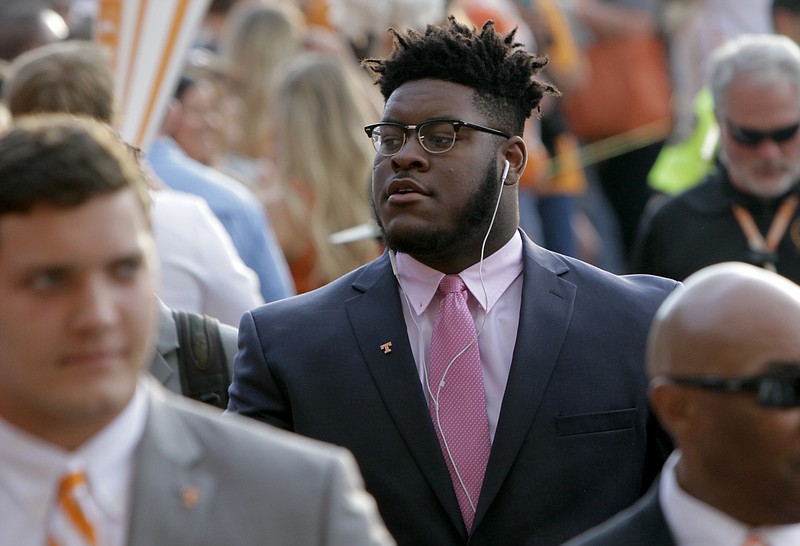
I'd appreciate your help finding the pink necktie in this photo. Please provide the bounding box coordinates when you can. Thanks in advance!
[742,534,769,546]
[428,274,491,533]
[47,471,99,546]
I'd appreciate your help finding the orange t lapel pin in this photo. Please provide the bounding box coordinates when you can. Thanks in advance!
[380,342,393,354]
[181,485,201,509]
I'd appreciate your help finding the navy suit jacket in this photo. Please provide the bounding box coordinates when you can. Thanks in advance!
[563,483,676,546]
[229,233,679,545]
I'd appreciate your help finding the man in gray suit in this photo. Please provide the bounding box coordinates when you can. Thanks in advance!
[567,262,800,545]
[0,115,394,546]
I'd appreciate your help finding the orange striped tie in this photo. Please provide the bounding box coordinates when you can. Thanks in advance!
[47,471,99,546]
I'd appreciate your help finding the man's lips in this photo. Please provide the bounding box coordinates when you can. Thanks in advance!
[63,348,124,368]
[386,178,429,203]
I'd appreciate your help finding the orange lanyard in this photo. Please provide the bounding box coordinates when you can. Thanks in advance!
[731,194,799,272]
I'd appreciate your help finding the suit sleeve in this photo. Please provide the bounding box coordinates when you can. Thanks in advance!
[226,310,293,429]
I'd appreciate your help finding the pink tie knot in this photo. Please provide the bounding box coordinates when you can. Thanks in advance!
[438,275,466,295]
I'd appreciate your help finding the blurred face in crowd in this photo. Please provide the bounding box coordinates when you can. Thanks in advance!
[719,74,800,199]
[0,189,158,450]
[172,78,225,166]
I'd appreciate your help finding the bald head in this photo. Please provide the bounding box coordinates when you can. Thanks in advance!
[647,262,800,380]
[647,262,800,526]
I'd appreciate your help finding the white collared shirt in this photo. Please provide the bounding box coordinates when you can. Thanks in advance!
[394,231,524,442]
[661,451,800,546]
[151,188,264,327]
[0,380,149,546]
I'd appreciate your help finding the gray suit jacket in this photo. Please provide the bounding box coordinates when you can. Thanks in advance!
[127,379,395,545]
[149,299,239,395]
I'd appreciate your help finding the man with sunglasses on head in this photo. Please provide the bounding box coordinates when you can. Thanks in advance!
[567,261,800,546]
[228,17,679,546]
[633,33,800,283]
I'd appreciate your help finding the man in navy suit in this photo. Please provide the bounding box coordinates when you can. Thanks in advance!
[566,262,800,545]
[228,17,678,546]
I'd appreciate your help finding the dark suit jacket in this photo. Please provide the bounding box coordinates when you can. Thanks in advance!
[563,483,676,546]
[229,233,679,545]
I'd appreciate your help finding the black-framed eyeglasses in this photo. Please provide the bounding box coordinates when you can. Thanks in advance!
[663,363,800,408]
[364,119,510,156]
[726,118,800,147]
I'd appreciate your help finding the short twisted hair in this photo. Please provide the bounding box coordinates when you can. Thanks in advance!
[363,16,558,136]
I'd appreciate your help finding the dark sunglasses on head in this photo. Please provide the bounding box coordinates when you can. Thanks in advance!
[663,363,800,408]
[726,119,800,147]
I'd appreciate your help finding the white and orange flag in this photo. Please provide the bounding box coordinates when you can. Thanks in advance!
[94,0,211,150]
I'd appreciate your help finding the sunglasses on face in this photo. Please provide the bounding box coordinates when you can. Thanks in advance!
[663,363,800,408]
[726,119,800,147]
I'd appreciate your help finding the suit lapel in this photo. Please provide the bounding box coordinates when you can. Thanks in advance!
[475,236,576,524]
[149,300,179,390]
[148,351,175,386]
[345,254,464,532]
[127,382,217,545]
[636,484,677,546]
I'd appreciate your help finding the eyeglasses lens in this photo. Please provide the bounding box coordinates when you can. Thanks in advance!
[418,122,457,153]
[371,125,404,156]
[370,122,458,155]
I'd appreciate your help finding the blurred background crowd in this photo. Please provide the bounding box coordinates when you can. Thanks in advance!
[0,0,793,326]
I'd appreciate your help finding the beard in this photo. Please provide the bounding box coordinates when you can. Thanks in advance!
[372,160,499,257]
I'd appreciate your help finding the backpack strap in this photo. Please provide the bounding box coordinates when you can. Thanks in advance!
[171,309,230,410]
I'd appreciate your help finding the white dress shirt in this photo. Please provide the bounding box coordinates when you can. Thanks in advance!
[394,231,524,441]
[661,451,800,546]
[151,189,264,326]
[0,382,149,546]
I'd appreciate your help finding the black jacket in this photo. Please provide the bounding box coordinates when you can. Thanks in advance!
[563,483,676,546]
[631,166,800,283]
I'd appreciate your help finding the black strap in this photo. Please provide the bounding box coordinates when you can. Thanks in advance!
[171,309,230,409]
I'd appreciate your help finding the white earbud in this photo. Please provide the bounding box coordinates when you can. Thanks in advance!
[501,159,510,184]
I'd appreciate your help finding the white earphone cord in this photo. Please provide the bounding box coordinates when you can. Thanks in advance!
[428,159,509,514]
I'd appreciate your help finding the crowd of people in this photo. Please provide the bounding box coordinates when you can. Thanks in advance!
[3,0,800,545]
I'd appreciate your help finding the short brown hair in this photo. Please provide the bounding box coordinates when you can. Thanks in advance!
[0,114,150,223]
[4,40,115,123]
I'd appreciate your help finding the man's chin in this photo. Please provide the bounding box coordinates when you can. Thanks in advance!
[383,227,450,257]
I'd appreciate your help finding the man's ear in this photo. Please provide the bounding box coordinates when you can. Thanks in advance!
[501,136,527,186]
[649,380,695,443]
[160,98,183,136]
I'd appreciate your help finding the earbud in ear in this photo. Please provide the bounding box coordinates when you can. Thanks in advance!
[501,160,510,184]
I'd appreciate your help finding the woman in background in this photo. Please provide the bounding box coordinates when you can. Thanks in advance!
[266,53,380,292]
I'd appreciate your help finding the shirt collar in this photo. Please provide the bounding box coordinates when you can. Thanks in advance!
[0,415,68,521]
[77,379,149,523]
[661,451,800,546]
[0,380,149,524]
[394,231,523,315]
